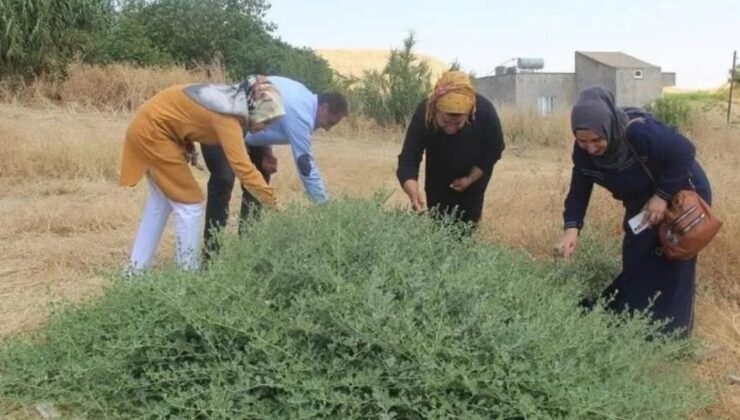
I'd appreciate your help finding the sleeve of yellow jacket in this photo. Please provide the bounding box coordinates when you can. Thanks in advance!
[211,113,278,209]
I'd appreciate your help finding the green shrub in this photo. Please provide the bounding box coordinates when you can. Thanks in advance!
[549,221,622,298]
[646,95,694,133]
[89,15,174,67]
[0,199,709,419]
[351,33,432,127]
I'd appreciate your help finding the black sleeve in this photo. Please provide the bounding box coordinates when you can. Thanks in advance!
[563,145,594,230]
[396,102,428,186]
[475,95,505,175]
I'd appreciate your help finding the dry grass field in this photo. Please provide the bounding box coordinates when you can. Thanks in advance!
[1,65,739,418]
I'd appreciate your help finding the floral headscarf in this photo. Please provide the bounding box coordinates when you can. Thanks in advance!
[425,71,476,128]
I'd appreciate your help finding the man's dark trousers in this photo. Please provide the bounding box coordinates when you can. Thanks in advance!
[201,144,270,257]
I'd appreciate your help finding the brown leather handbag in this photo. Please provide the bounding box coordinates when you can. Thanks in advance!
[626,120,722,261]
[657,189,722,260]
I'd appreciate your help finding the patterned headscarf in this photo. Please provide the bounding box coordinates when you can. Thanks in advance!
[571,86,632,170]
[425,71,476,127]
[182,76,284,169]
[244,77,284,125]
[184,76,285,125]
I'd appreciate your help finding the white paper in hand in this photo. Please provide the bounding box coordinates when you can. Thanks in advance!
[627,210,650,235]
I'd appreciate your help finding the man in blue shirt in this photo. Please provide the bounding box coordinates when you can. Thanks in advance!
[201,76,349,254]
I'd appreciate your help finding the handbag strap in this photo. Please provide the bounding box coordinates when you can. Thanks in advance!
[624,118,697,194]
[623,117,658,188]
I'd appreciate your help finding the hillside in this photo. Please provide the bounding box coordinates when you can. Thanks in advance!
[316,48,451,80]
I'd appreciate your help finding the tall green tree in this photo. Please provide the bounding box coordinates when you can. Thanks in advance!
[92,0,333,91]
[1,0,334,92]
[116,0,273,71]
[357,33,432,126]
[264,40,334,92]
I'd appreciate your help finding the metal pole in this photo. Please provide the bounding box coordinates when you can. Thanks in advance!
[728,50,737,125]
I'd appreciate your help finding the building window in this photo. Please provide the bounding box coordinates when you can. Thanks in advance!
[537,96,554,116]
[634,69,643,79]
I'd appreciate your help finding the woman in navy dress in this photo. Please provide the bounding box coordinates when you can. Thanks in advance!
[556,86,712,336]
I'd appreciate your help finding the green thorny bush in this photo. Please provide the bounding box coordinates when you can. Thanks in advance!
[646,95,695,133]
[0,198,710,419]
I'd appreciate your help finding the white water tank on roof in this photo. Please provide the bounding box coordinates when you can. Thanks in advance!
[516,58,545,70]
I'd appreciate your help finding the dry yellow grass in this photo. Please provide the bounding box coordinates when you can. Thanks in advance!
[1,97,739,418]
[317,48,451,80]
[1,61,227,112]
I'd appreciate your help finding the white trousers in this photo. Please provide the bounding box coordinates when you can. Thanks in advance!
[129,176,203,272]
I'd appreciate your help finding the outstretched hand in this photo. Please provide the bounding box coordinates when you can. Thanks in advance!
[410,193,427,213]
[554,228,580,261]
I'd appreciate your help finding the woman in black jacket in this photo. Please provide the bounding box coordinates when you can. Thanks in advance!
[396,71,505,227]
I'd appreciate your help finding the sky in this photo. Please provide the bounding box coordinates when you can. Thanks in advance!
[266,0,739,89]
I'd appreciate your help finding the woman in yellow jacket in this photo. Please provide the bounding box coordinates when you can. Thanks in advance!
[120,76,284,272]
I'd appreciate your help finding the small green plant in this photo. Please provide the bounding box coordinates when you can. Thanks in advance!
[548,220,622,298]
[0,199,710,419]
[646,95,694,132]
